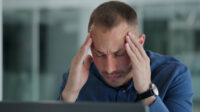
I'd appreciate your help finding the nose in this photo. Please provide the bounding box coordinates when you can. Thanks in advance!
[105,55,117,74]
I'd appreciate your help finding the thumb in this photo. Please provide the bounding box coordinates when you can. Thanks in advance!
[84,55,93,70]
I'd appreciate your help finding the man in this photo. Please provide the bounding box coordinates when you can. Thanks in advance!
[58,1,193,112]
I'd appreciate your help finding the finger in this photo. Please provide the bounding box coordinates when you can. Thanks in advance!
[76,34,92,64]
[128,33,147,59]
[125,43,139,65]
[84,55,93,70]
[82,33,92,48]
[126,35,142,61]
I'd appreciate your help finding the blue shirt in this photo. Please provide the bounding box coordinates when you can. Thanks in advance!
[58,50,193,112]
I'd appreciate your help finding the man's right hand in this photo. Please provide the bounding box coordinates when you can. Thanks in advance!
[62,34,93,102]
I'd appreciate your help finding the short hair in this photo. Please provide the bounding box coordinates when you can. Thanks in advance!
[88,1,138,32]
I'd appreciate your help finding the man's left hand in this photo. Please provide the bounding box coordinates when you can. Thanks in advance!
[125,32,155,105]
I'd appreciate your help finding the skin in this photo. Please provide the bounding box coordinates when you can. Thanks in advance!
[62,21,155,105]
[90,22,133,88]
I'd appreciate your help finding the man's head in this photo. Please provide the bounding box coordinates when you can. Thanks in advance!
[88,1,146,87]
[88,1,138,35]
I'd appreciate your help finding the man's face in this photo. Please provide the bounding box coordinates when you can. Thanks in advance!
[90,22,137,87]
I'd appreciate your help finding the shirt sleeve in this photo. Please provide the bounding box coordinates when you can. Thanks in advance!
[57,71,69,101]
[150,66,193,112]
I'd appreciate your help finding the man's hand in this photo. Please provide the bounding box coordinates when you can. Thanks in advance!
[125,32,155,105]
[62,34,92,102]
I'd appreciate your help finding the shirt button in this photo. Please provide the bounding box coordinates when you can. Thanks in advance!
[122,90,126,93]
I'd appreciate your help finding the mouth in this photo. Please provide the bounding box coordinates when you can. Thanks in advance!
[105,75,121,81]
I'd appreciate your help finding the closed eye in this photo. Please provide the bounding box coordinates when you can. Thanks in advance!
[115,53,125,57]
[114,49,126,57]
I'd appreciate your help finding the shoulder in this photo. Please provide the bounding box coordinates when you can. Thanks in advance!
[147,50,189,74]
[147,51,193,99]
[147,50,191,87]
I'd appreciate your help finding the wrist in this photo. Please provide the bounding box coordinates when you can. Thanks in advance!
[136,82,151,94]
[141,95,156,106]
[61,87,80,102]
[135,83,159,106]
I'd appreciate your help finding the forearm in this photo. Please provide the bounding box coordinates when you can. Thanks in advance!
[61,87,80,102]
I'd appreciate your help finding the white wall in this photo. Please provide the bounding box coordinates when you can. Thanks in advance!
[0,0,3,101]
[3,0,200,9]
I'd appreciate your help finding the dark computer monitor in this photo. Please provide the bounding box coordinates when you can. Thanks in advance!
[0,102,149,112]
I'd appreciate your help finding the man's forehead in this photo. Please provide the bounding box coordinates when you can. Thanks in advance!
[92,44,125,54]
[89,22,133,54]
[90,26,129,44]
[90,22,130,36]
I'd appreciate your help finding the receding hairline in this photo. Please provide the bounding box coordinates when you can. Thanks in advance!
[88,1,138,32]
[89,18,138,32]
[90,20,139,38]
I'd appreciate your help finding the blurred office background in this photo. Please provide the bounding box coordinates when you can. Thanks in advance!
[2,0,200,111]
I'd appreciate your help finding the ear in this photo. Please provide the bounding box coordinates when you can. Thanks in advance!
[138,34,146,46]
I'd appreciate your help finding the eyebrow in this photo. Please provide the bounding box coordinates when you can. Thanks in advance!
[93,47,124,55]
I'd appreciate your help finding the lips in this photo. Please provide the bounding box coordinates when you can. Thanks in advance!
[106,75,121,81]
